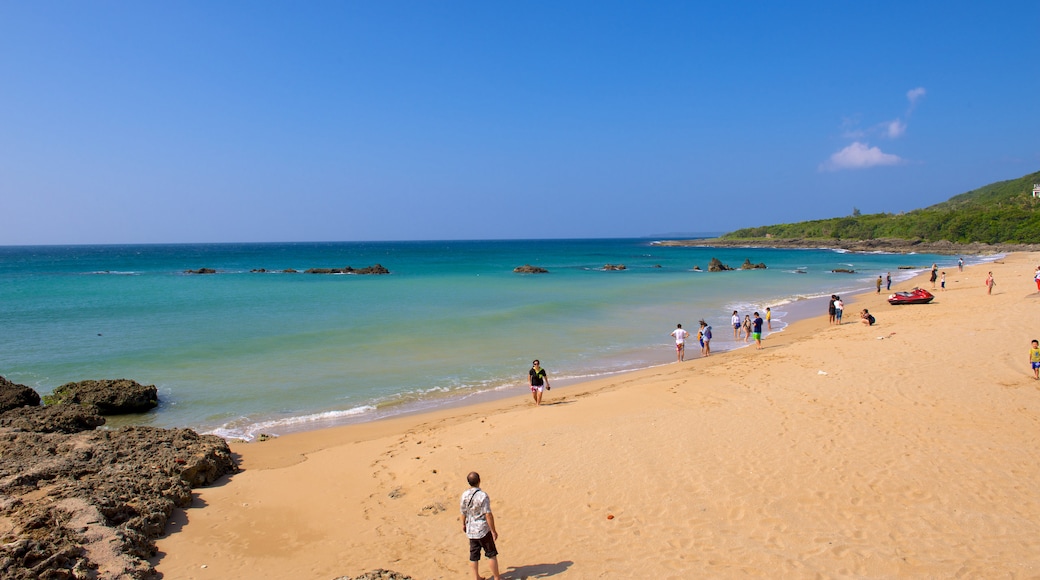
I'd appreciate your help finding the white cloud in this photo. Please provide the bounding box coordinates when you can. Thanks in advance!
[907,87,926,106]
[885,119,906,138]
[819,142,903,172]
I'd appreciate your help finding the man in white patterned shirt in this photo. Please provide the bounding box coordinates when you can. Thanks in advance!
[460,471,501,580]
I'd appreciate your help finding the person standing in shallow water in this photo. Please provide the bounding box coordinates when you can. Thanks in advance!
[670,324,689,362]
[460,472,502,580]
[528,360,549,405]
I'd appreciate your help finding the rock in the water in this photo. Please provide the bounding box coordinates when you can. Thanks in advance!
[47,379,159,415]
[708,257,733,272]
[831,268,856,273]
[0,376,40,413]
[513,264,548,273]
[184,268,216,274]
[304,264,390,275]
[603,264,627,271]
[740,258,767,270]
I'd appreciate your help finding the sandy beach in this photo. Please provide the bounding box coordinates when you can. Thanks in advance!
[153,253,1040,579]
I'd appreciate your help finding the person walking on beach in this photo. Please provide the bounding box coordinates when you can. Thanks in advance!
[699,320,712,356]
[528,360,549,405]
[985,272,995,295]
[731,311,740,340]
[670,324,689,362]
[828,295,837,324]
[741,315,752,343]
[940,271,946,291]
[886,272,892,291]
[834,296,844,324]
[958,257,964,272]
[765,307,772,331]
[930,264,938,289]
[460,472,502,580]
[1030,340,1040,380]
[876,276,883,294]
[1034,266,1040,292]
[752,312,764,349]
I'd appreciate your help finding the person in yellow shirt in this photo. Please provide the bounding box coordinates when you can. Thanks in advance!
[1030,340,1040,380]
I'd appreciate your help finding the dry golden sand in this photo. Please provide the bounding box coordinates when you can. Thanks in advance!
[153,253,1040,579]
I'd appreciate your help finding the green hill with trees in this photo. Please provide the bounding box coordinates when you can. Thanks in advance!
[722,170,1040,245]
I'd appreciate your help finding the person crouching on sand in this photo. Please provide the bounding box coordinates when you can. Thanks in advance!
[529,360,549,405]
[860,309,875,326]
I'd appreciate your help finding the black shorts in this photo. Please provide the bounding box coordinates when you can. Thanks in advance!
[469,532,498,561]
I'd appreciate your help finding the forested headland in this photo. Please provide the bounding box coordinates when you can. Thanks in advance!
[720,170,1040,245]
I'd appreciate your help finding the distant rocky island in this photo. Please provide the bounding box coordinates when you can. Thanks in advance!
[188,264,391,274]
[514,264,549,273]
[655,237,1040,255]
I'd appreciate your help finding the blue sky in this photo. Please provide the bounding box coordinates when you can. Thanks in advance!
[2,1,1038,245]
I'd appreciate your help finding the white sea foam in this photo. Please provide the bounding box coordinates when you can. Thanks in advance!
[208,405,377,441]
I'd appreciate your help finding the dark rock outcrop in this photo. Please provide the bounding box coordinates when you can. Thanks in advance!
[708,258,733,272]
[0,425,237,579]
[0,403,105,433]
[831,268,856,273]
[513,264,549,274]
[0,376,40,413]
[184,268,216,274]
[305,264,390,275]
[740,259,767,270]
[603,264,627,271]
[48,379,158,415]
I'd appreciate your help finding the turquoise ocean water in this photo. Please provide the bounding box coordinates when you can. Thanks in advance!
[0,240,980,440]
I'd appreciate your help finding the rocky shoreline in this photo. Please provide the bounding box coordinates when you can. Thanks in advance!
[654,237,1040,255]
[0,376,237,579]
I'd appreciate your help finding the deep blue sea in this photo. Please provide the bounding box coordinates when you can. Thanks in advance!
[0,239,981,440]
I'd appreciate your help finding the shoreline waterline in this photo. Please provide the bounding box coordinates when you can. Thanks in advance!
[0,240,997,441]
[201,290,889,441]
